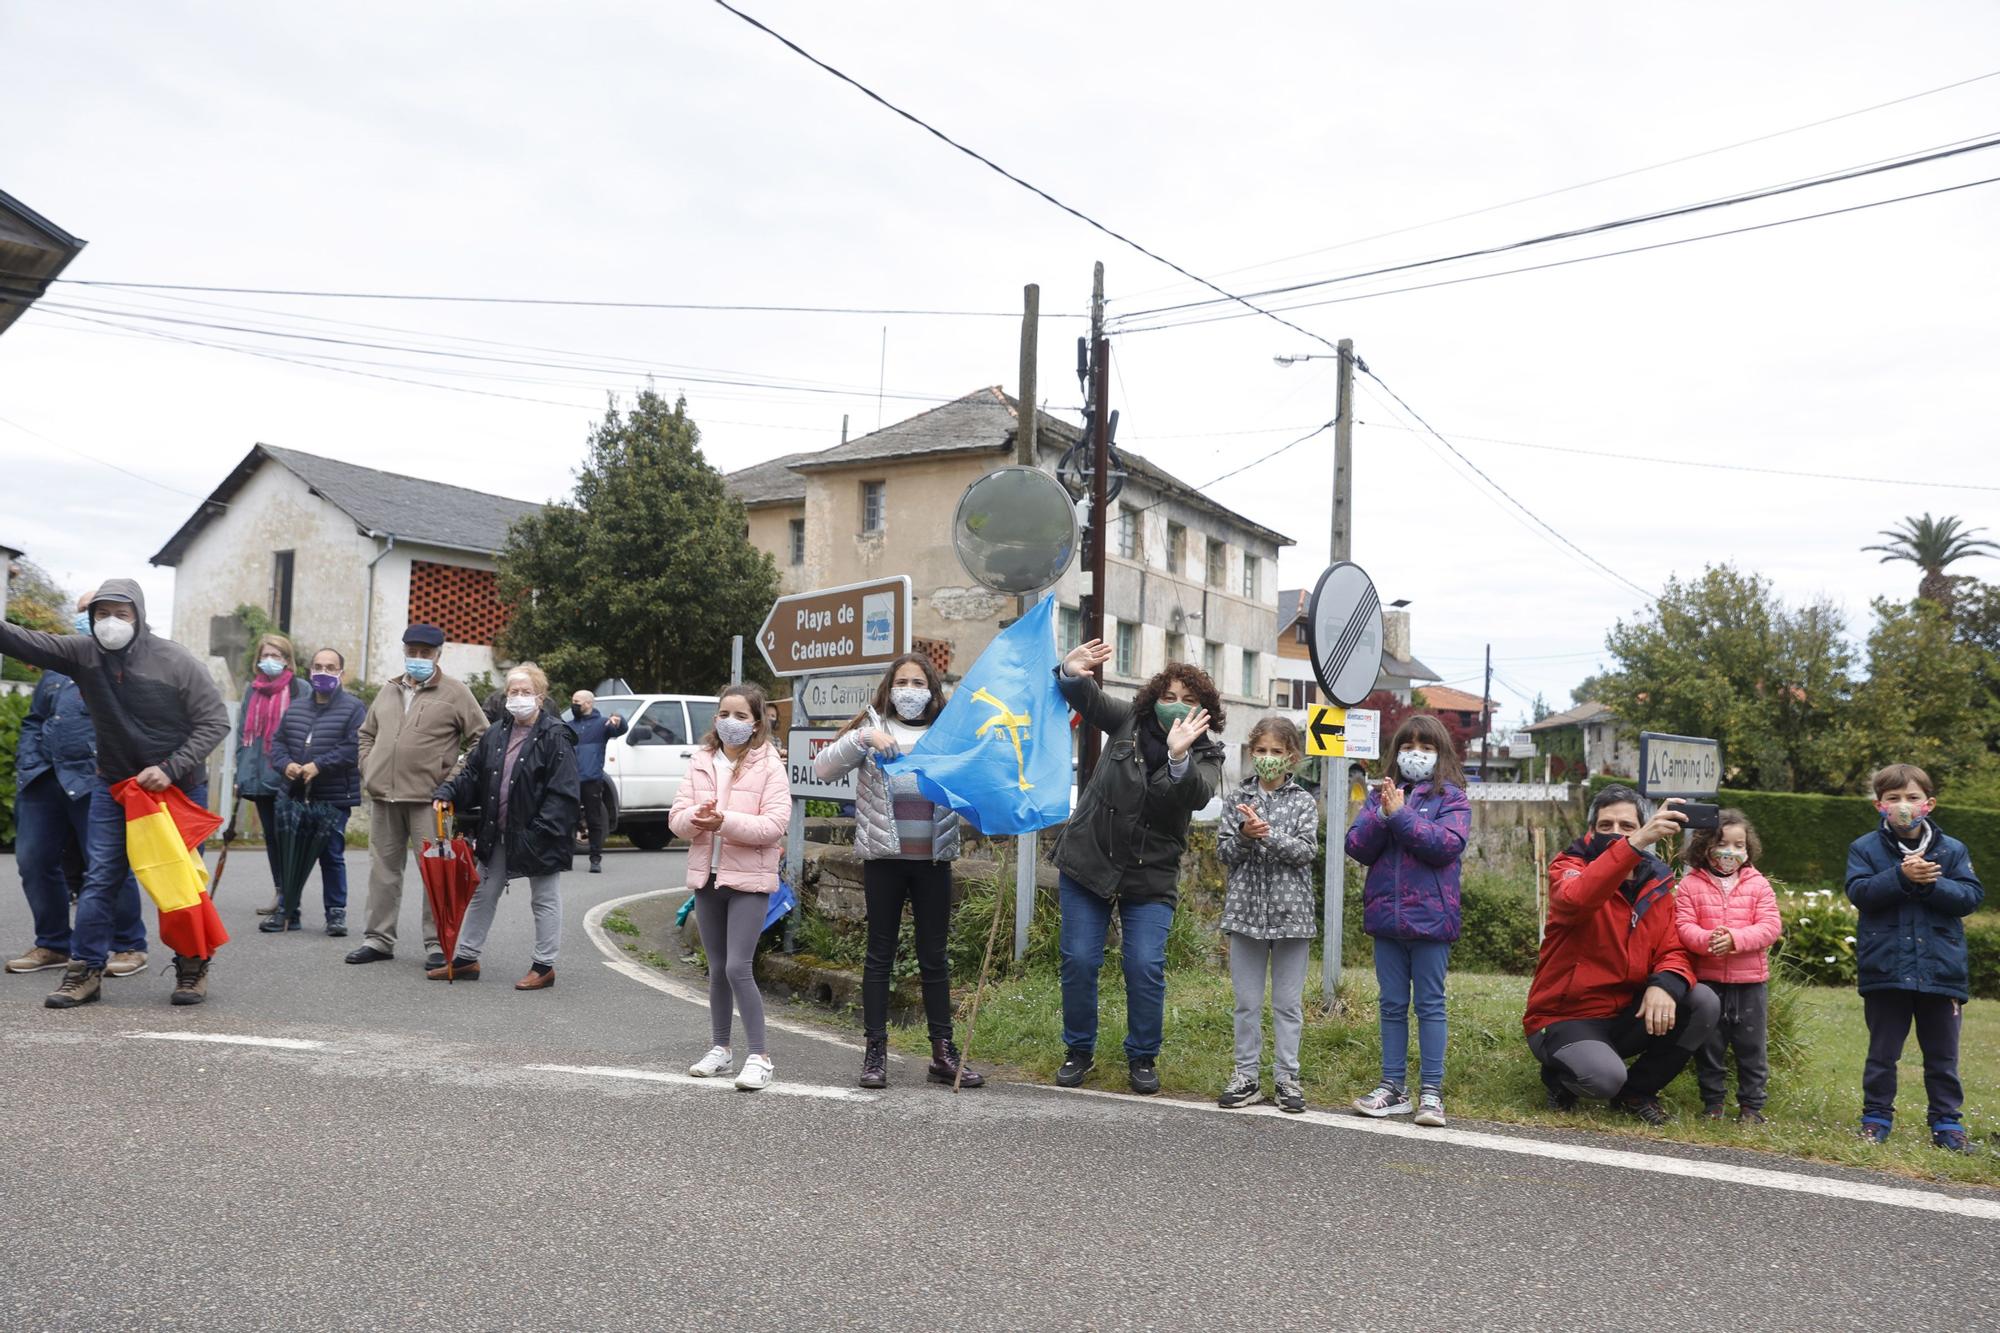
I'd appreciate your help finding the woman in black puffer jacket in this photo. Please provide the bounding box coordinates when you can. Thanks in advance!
[432,662,580,989]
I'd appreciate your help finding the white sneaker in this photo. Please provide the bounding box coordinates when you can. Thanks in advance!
[688,1045,733,1078]
[734,1053,774,1091]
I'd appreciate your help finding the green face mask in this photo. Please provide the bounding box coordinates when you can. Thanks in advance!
[1252,754,1293,782]
[1154,701,1193,730]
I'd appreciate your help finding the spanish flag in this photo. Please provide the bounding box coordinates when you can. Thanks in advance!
[110,779,229,959]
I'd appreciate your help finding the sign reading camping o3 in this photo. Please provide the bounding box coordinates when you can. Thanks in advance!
[1638,731,1721,799]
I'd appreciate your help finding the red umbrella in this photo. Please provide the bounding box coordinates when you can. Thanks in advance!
[420,803,481,981]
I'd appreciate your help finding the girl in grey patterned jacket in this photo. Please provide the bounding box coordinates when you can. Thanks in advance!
[1215,716,1320,1113]
[812,653,979,1091]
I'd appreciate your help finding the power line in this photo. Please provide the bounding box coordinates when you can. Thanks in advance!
[0,413,210,499]
[1111,132,2000,325]
[1113,170,2000,336]
[705,0,1346,357]
[1111,65,2000,302]
[1359,365,1657,604]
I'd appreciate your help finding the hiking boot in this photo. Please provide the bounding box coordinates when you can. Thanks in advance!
[1274,1077,1307,1114]
[1218,1071,1264,1109]
[170,955,210,1006]
[1353,1082,1411,1117]
[1054,1048,1094,1088]
[1127,1057,1160,1096]
[7,945,71,974]
[1612,1094,1669,1127]
[1932,1124,1973,1155]
[44,963,103,1009]
[1414,1086,1447,1127]
[927,1038,983,1088]
[258,913,301,934]
[859,1037,889,1089]
[1859,1118,1892,1145]
[1541,1063,1579,1112]
[106,951,148,977]
[325,911,348,938]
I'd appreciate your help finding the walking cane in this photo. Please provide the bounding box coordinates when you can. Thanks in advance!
[953,878,1011,1093]
[208,796,246,900]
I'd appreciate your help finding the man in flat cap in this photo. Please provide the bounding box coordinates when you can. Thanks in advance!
[347,624,488,967]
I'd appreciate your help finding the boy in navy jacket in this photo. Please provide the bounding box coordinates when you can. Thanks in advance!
[1845,763,1985,1154]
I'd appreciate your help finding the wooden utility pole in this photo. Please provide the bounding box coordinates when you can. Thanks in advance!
[1480,643,1494,783]
[1016,283,1039,466]
[1332,337,1355,564]
[1080,263,1109,785]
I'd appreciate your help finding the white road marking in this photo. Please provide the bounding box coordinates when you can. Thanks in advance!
[582,888,890,1055]
[525,1062,878,1102]
[1045,1085,2000,1221]
[125,1031,326,1051]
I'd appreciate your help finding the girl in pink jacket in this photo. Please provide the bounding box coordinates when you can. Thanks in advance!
[1673,810,1783,1122]
[670,684,792,1092]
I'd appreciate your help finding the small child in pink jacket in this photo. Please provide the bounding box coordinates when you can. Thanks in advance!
[1673,810,1783,1122]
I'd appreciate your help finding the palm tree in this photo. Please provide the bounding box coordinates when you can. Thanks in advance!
[1863,513,2000,610]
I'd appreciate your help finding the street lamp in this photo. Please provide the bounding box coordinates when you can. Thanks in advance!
[1273,352,1337,366]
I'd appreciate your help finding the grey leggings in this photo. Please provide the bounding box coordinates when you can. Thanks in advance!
[1228,933,1310,1080]
[460,847,561,965]
[693,881,768,1053]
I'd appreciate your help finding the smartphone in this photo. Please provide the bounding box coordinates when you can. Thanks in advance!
[1675,801,1720,830]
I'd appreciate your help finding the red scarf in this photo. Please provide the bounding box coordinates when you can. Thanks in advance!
[243,670,295,745]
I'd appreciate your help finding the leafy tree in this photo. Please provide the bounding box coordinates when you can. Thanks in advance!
[1570,672,1611,706]
[1530,692,1552,723]
[498,389,779,694]
[1846,597,1998,792]
[1598,564,1853,792]
[3,558,74,682]
[1862,513,1999,613]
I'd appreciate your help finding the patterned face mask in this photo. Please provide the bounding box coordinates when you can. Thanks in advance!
[1710,846,1748,874]
[1877,799,1932,829]
[1252,754,1293,782]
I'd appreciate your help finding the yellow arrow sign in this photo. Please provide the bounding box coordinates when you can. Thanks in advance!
[1305,703,1347,757]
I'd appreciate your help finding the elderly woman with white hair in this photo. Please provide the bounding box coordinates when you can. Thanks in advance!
[432,662,581,989]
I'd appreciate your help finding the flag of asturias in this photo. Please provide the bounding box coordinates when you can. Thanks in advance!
[109,778,229,959]
[880,595,1071,835]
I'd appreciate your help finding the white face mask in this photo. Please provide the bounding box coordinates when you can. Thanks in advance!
[715,716,756,748]
[890,685,931,722]
[504,695,539,721]
[1397,748,1438,782]
[92,617,136,651]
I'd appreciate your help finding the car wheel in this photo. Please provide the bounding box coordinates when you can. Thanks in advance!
[626,824,671,852]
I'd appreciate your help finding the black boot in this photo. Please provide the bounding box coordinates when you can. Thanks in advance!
[859,1037,888,1090]
[927,1037,983,1088]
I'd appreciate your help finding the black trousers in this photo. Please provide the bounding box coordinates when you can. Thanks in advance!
[1863,989,1963,1126]
[1528,984,1720,1101]
[1694,980,1771,1112]
[578,779,609,861]
[862,859,954,1042]
[252,795,283,891]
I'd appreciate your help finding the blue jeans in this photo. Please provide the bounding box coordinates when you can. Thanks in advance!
[16,774,146,956]
[76,780,207,968]
[1374,936,1451,1089]
[317,808,352,916]
[1058,873,1174,1061]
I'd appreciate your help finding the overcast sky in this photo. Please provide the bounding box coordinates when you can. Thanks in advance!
[4,2,1997,725]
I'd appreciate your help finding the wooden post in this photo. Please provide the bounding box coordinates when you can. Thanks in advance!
[1532,824,1549,941]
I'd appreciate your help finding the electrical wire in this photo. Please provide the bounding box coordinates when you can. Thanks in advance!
[705,0,1348,357]
[1114,170,2000,336]
[0,413,210,499]
[1111,65,2000,302]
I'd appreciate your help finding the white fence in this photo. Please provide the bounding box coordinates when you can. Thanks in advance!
[1466,782,1573,802]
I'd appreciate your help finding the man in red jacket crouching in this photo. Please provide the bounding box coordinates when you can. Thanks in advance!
[1525,785,1720,1126]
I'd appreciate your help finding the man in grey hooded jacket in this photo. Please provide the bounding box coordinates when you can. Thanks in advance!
[0,578,230,1008]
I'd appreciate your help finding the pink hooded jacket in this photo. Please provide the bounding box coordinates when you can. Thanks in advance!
[668,742,790,893]
[1673,864,1783,984]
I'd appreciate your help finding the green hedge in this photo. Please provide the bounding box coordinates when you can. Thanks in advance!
[1586,775,2000,889]
[0,691,29,845]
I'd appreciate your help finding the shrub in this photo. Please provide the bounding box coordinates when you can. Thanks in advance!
[1769,887,1859,989]
[1454,876,1543,975]
[0,690,32,845]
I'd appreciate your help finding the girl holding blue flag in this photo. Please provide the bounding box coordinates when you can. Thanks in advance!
[1052,640,1225,1095]
[814,654,983,1091]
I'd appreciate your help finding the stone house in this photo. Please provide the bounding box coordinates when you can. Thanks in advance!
[1521,700,1637,780]
[727,387,1292,769]
[151,445,544,686]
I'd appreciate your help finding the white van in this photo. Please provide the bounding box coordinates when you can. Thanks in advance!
[574,693,719,850]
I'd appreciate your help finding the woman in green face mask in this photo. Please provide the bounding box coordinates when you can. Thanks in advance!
[1050,640,1226,1096]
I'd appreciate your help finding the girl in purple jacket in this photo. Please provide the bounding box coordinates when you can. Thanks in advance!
[1345,714,1471,1127]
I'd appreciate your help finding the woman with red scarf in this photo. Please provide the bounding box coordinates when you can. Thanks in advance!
[236,633,308,919]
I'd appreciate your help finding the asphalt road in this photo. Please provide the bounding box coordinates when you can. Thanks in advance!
[1,845,1995,1331]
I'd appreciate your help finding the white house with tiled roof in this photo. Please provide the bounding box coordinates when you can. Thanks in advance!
[727,387,1293,772]
[152,445,546,686]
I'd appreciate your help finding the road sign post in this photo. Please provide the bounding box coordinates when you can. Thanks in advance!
[1301,563,1386,1005]
[1637,731,1722,799]
[792,670,882,725]
[758,577,912,678]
